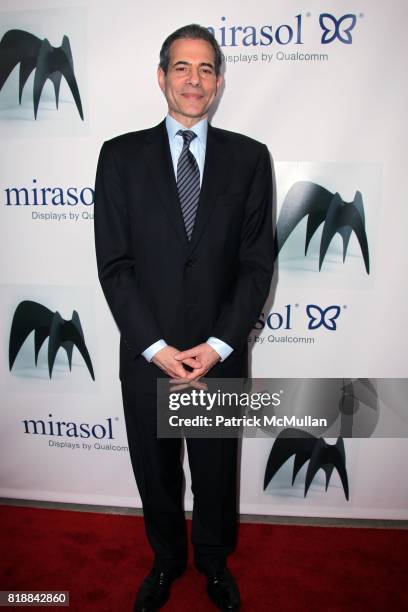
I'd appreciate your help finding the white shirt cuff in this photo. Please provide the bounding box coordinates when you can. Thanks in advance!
[206,337,233,362]
[142,339,167,362]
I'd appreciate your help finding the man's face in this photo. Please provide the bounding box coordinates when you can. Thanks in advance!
[158,38,223,127]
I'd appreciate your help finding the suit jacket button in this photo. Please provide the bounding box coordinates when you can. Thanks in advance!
[186,259,195,268]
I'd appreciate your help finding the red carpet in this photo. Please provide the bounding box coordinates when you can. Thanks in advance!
[0,505,407,611]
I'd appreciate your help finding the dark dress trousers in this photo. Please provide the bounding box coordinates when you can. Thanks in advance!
[94,119,273,572]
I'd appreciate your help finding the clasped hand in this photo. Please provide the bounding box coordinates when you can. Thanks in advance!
[152,343,220,381]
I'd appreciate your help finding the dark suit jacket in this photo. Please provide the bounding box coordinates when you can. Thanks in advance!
[94,120,273,389]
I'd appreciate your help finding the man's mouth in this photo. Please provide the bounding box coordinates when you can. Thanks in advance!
[181,93,203,100]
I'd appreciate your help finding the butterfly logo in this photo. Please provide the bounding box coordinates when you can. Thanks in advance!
[319,14,357,45]
[306,305,341,331]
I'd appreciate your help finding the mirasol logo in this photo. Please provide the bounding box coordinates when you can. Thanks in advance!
[22,414,115,439]
[252,303,344,344]
[3,179,93,206]
[207,13,360,47]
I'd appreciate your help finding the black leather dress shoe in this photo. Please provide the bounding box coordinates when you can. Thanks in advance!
[204,567,241,611]
[134,567,183,612]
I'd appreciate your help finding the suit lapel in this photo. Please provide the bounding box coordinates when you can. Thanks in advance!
[144,121,189,248]
[143,121,229,253]
[188,125,229,254]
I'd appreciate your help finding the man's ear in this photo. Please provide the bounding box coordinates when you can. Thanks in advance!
[157,66,166,93]
[215,74,224,96]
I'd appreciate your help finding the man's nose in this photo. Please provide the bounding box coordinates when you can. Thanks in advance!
[187,67,200,86]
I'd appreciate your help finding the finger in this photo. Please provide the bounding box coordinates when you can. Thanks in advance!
[169,377,191,385]
[184,367,208,381]
[168,382,191,392]
[190,380,208,390]
[165,363,190,379]
[174,348,201,360]
[168,379,208,392]
[180,357,202,369]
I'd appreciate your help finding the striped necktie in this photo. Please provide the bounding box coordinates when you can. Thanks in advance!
[176,129,200,240]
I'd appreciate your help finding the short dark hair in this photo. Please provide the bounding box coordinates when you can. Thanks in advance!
[159,24,223,76]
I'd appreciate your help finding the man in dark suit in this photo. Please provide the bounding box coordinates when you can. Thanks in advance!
[94,24,273,611]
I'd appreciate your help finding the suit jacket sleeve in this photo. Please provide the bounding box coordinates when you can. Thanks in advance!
[94,140,162,357]
[212,143,274,352]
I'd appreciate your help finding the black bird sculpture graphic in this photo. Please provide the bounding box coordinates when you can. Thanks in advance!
[0,29,83,119]
[275,181,369,273]
[9,300,94,379]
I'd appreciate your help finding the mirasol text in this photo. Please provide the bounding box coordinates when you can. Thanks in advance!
[168,415,328,428]
[168,391,282,411]
[4,179,94,206]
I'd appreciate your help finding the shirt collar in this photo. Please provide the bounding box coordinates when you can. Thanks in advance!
[165,114,208,146]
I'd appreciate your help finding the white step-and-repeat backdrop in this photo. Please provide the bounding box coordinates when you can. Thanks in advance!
[1,0,407,519]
